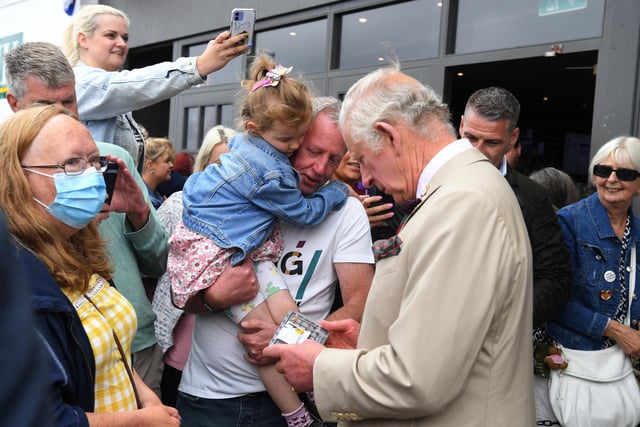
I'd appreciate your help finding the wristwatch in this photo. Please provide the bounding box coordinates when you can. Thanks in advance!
[200,290,216,312]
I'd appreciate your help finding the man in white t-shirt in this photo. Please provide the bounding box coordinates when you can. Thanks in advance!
[176,97,375,427]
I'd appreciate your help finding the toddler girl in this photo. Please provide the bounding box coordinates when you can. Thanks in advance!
[168,54,347,427]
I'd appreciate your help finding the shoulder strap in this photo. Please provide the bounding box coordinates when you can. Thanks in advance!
[84,294,142,409]
[628,245,636,326]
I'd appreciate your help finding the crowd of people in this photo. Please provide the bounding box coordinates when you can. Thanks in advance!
[2,3,640,427]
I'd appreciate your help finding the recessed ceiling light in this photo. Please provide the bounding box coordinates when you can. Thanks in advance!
[289,32,297,36]
[377,57,385,62]
[437,2,443,6]
[543,96,549,101]
[457,72,464,77]
[359,18,367,23]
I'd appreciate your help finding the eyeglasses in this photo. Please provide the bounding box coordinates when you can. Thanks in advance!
[593,164,640,182]
[21,156,108,176]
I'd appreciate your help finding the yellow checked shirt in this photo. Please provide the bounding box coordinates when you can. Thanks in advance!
[63,274,138,412]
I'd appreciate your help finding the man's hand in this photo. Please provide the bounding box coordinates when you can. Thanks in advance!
[183,258,258,313]
[238,318,279,365]
[263,340,324,392]
[206,257,259,308]
[321,319,359,349]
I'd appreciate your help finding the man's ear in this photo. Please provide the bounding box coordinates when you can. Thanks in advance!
[509,126,520,149]
[373,121,402,155]
[6,93,19,112]
[459,115,465,137]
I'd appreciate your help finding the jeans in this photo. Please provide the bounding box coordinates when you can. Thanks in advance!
[177,391,286,427]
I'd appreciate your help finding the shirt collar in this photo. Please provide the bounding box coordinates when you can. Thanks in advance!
[416,138,473,198]
[498,155,508,176]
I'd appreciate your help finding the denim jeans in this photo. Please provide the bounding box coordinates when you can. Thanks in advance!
[177,391,287,427]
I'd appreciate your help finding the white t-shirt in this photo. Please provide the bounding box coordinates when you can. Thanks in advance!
[179,197,374,398]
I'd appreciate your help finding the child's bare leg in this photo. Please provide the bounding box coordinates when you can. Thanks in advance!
[259,364,301,413]
[233,261,317,426]
[241,303,301,412]
[265,288,299,323]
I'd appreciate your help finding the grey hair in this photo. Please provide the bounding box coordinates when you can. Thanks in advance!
[5,42,75,101]
[529,167,579,209]
[194,125,237,172]
[339,65,453,153]
[588,136,640,184]
[62,4,129,66]
[464,87,521,133]
[312,96,341,123]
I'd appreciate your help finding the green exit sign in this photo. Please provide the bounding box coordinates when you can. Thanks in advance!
[539,0,588,16]
[0,33,23,99]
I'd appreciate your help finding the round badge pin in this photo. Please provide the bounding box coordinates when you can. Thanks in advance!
[604,270,616,283]
[600,289,613,301]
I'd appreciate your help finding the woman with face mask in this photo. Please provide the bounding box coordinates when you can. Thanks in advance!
[0,104,181,427]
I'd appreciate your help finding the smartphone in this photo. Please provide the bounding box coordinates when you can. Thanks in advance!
[230,8,256,54]
[271,311,329,345]
[103,162,119,205]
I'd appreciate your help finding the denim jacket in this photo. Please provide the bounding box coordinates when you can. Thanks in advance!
[547,193,640,350]
[74,58,204,170]
[182,133,349,265]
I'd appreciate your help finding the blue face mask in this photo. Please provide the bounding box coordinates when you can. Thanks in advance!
[26,167,107,229]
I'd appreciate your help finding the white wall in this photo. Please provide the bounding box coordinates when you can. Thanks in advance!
[0,0,86,123]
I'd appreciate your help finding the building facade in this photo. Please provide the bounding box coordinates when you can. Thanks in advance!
[2,0,639,183]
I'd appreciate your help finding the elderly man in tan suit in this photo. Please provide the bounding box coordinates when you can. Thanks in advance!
[264,65,535,426]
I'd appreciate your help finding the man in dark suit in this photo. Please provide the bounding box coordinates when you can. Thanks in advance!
[459,86,572,425]
[459,86,572,329]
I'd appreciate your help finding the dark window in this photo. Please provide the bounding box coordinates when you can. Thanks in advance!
[255,19,328,74]
[455,0,605,54]
[187,44,244,86]
[339,0,441,69]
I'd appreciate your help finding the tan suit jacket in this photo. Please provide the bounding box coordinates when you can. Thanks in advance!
[314,147,535,426]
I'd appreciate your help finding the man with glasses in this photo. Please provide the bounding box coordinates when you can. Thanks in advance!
[459,86,573,425]
[5,41,170,396]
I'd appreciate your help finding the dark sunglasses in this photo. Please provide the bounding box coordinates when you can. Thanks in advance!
[593,164,640,182]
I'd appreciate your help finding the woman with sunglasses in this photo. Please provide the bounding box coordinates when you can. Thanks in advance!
[546,136,640,426]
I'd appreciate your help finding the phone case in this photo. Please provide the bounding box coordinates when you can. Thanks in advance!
[230,8,256,53]
[103,162,118,205]
[271,311,329,345]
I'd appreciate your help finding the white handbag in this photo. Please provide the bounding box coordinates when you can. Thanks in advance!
[549,246,640,427]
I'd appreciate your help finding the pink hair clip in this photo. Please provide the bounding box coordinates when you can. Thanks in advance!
[251,65,293,91]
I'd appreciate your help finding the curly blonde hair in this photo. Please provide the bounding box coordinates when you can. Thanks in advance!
[0,105,112,292]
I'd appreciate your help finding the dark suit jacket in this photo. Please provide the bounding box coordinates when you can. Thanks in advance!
[506,168,573,328]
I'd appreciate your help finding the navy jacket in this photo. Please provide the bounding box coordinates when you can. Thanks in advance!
[0,215,52,427]
[19,245,95,427]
